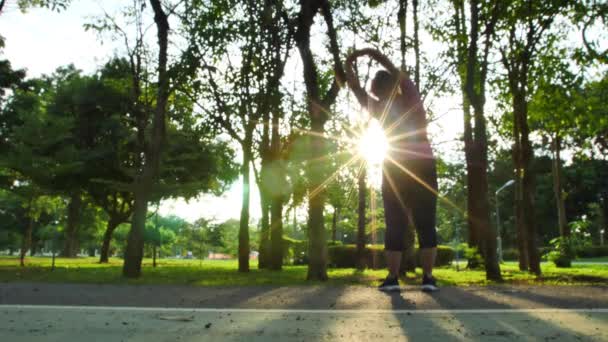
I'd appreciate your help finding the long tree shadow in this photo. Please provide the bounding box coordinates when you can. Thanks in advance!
[486,285,608,309]
[384,287,607,341]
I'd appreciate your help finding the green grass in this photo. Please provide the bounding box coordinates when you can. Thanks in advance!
[0,256,606,287]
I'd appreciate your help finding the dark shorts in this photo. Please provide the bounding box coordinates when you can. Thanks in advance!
[382,157,438,251]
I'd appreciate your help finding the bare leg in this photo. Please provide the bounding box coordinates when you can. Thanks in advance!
[386,250,402,278]
[420,247,437,277]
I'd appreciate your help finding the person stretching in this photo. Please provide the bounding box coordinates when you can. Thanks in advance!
[344,48,439,292]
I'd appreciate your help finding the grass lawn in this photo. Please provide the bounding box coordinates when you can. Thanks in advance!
[0,256,606,287]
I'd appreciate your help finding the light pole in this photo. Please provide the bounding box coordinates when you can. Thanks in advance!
[495,179,515,263]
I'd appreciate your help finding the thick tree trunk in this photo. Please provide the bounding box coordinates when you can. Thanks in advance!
[61,191,82,258]
[239,144,252,272]
[551,134,569,238]
[356,167,367,269]
[20,217,33,267]
[99,218,121,263]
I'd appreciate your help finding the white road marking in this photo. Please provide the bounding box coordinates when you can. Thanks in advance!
[1,304,607,314]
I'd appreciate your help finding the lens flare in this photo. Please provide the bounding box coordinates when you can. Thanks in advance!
[357,119,388,166]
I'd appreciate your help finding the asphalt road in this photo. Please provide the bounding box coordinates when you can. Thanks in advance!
[1,283,607,341]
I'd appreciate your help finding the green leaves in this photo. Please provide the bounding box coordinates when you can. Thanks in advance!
[17,0,71,12]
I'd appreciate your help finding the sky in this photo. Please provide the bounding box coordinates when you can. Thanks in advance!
[0,1,465,223]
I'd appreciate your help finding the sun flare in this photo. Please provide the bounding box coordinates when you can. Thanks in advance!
[357,120,389,166]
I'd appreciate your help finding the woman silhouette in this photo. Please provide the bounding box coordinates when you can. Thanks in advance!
[344,48,439,292]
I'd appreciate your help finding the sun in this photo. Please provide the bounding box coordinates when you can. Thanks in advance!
[357,119,389,166]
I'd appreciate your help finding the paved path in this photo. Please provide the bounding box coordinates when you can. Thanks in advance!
[1,283,607,341]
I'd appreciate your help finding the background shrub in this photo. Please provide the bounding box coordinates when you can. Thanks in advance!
[577,245,608,258]
[327,244,454,269]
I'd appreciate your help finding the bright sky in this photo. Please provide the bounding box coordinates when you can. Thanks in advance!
[0,1,464,223]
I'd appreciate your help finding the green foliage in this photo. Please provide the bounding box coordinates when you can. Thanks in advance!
[463,246,484,269]
[577,246,608,258]
[17,0,71,12]
[282,236,308,265]
[549,217,594,267]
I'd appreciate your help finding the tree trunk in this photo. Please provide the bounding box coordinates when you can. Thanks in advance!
[258,111,271,269]
[398,0,408,70]
[513,93,529,271]
[153,244,157,267]
[293,206,298,236]
[463,98,482,267]
[552,134,569,238]
[123,0,169,278]
[331,206,339,242]
[601,196,607,246]
[471,104,501,281]
[269,112,284,270]
[61,191,82,257]
[239,143,252,273]
[412,0,420,90]
[521,108,541,275]
[259,191,270,269]
[306,119,328,281]
[270,196,283,270]
[296,0,343,281]
[20,217,34,267]
[123,191,148,277]
[356,167,367,269]
[99,217,121,263]
[30,235,38,256]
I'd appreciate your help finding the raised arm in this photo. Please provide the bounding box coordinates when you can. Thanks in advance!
[344,50,374,109]
[358,48,400,76]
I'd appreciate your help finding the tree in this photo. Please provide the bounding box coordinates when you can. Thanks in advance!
[292,0,346,280]
[498,0,572,275]
[430,0,502,279]
[572,0,608,65]
[122,0,170,278]
[528,54,581,242]
[181,0,291,272]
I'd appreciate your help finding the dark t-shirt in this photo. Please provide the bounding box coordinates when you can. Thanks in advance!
[372,77,433,161]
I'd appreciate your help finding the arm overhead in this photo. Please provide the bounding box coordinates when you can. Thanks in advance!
[357,48,400,76]
[344,50,374,109]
